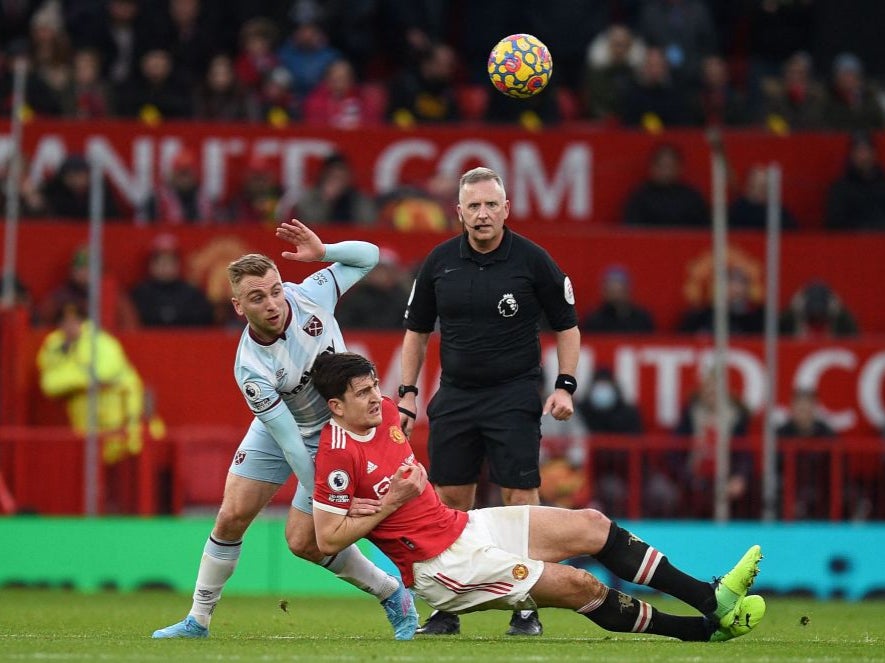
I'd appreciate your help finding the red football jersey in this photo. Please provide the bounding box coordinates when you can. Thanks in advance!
[313,397,468,586]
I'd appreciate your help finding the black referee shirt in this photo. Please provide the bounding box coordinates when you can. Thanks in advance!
[404,227,577,388]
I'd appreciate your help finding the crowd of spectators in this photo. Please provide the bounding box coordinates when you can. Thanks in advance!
[1,0,884,132]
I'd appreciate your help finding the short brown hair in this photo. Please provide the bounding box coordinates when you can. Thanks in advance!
[311,352,376,401]
[459,167,505,193]
[227,253,278,288]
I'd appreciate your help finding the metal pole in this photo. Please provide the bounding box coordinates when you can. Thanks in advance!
[84,155,104,515]
[711,153,731,522]
[762,164,782,521]
[1,60,27,309]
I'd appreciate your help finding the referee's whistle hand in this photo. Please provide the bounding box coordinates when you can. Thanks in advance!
[543,392,575,421]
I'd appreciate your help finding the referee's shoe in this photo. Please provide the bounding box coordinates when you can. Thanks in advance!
[416,610,543,636]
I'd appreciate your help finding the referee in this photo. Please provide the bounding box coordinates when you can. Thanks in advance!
[398,166,580,636]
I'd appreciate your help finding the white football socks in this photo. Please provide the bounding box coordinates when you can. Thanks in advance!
[189,536,242,627]
[322,544,398,601]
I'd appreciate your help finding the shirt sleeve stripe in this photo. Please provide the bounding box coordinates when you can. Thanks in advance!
[313,502,349,516]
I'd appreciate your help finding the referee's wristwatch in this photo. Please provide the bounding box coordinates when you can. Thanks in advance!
[397,384,419,398]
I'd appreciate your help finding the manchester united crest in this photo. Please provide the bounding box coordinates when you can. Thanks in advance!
[302,315,324,337]
[390,426,406,444]
[512,564,529,581]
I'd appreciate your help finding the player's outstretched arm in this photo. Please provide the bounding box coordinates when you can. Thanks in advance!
[276,219,326,262]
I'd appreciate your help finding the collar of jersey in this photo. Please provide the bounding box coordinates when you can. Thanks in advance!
[459,225,513,262]
[248,300,293,346]
[331,418,377,443]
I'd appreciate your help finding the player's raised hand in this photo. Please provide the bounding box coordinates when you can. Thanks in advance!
[276,219,326,262]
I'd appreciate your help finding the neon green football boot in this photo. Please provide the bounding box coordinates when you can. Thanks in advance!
[710,595,766,642]
[713,544,763,623]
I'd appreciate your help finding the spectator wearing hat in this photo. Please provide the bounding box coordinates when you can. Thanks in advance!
[335,248,412,329]
[41,154,122,220]
[779,281,858,338]
[825,132,885,231]
[130,234,214,327]
[579,265,655,334]
[822,52,884,131]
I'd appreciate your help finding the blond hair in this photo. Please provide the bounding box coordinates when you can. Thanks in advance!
[227,253,278,288]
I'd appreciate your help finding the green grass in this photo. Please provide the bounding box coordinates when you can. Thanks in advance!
[0,590,883,662]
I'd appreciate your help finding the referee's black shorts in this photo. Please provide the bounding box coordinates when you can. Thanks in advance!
[425,378,542,489]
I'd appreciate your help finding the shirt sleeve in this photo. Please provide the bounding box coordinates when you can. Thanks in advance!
[533,249,579,331]
[297,241,379,310]
[313,440,358,515]
[263,409,316,491]
[403,255,438,332]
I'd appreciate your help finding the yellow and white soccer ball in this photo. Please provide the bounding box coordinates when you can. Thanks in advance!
[487,33,553,99]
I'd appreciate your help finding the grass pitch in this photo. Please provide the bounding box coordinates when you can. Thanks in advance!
[0,589,883,663]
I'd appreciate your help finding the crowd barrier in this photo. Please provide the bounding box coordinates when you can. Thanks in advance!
[1,425,881,522]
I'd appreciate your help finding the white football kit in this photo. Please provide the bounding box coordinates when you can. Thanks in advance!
[229,242,378,513]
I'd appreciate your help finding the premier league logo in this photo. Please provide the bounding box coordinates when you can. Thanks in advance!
[497,293,518,317]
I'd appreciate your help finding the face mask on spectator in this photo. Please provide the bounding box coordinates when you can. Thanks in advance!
[590,382,617,410]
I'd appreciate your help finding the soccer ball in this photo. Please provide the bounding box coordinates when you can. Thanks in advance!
[487,33,553,99]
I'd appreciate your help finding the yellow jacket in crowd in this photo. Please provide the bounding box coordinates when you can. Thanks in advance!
[36,315,145,464]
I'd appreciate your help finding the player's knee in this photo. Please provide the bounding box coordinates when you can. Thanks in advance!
[561,567,607,609]
[576,507,611,532]
[213,507,254,541]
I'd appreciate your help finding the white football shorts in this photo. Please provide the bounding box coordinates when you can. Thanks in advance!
[411,505,544,614]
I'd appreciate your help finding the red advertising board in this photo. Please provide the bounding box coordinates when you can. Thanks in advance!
[3,120,879,228]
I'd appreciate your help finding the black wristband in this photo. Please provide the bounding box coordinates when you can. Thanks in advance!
[398,406,417,419]
[555,374,577,395]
